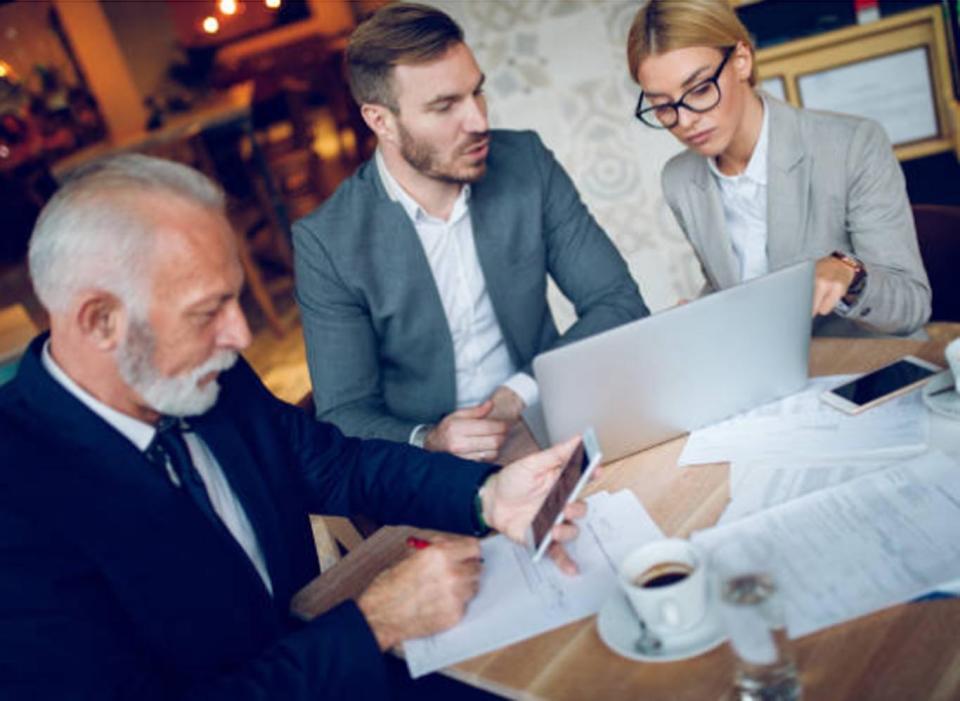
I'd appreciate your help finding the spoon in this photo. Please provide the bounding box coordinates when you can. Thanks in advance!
[634,616,663,655]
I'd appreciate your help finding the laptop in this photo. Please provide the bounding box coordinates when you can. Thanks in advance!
[531,261,814,461]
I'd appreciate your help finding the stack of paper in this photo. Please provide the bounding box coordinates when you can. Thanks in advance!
[679,375,929,469]
[404,489,664,678]
[717,459,896,525]
[692,451,960,638]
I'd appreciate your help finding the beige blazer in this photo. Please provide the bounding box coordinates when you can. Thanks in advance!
[662,95,931,337]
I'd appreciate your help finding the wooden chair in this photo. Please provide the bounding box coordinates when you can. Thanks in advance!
[912,204,960,323]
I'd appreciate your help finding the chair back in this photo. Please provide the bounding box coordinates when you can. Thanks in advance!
[912,204,960,322]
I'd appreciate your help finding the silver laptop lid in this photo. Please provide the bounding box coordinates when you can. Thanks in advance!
[533,261,814,462]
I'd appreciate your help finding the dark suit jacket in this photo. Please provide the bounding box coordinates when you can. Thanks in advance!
[294,130,649,442]
[0,335,491,700]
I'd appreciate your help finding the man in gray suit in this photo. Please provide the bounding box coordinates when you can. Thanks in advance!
[294,3,648,460]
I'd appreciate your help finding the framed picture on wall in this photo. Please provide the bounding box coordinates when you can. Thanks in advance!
[754,4,957,160]
[796,46,940,146]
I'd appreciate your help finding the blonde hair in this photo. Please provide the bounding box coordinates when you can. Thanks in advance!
[627,0,757,86]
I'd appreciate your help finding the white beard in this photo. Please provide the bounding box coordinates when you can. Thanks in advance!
[116,319,237,417]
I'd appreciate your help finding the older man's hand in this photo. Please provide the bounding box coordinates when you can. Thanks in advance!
[356,535,482,651]
[479,436,593,575]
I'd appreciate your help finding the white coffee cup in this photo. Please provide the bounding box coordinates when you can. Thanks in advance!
[946,338,960,397]
[619,538,708,637]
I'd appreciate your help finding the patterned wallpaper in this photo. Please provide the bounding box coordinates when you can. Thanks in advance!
[431,0,706,324]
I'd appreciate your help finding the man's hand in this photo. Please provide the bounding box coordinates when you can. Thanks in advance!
[424,401,507,462]
[813,255,857,316]
[487,385,525,423]
[356,536,482,651]
[479,436,592,575]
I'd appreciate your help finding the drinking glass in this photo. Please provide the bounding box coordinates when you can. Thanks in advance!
[711,537,801,701]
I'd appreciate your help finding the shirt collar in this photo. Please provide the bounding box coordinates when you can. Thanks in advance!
[375,148,471,224]
[41,340,156,451]
[708,94,769,185]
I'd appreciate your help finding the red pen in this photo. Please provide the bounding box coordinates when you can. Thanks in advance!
[406,536,431,550]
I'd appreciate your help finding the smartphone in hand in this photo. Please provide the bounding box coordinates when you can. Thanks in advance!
[529,427,602,562]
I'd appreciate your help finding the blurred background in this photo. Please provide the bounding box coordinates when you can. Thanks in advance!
[1,0,958,398]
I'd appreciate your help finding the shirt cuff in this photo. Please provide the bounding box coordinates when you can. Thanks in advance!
[502,372,539,408]
[409,423,430,448]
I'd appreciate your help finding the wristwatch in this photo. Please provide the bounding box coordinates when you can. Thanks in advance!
[830,251,867,307]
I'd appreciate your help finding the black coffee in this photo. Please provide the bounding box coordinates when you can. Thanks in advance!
[634,561,693,589]
[642,571,689,588]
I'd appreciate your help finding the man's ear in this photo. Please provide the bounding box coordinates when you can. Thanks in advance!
[361,103,399,145]
[75,291,125,351]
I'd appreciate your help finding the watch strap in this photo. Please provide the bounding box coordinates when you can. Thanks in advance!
[830,251,867,306]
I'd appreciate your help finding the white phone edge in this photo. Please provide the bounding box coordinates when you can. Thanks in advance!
[819,355,944,414]
[530,428,603,563]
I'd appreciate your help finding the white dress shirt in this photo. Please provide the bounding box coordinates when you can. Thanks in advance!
[707,97,771,283]
[375,152,538,441]
[42,343,274,595]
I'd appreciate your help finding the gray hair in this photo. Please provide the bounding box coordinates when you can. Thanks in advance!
[28,153,225,315]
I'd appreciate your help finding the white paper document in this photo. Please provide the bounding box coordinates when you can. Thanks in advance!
[719,459,894,525]
[693,451,960,639]
[404,489,664,677]
[679,375,928,469]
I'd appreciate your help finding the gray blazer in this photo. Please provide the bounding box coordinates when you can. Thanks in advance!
[294,130,648,442]
[662,95,931,337]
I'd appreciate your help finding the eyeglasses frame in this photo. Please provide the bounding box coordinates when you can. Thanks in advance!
[634,45,737,129]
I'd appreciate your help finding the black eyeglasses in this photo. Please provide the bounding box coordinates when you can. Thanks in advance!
[635,46,735,129]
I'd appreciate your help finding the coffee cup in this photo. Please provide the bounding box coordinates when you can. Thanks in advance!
[619,538,707,637]
[946,338,960,396]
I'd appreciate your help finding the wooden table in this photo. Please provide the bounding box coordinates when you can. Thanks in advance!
[439,336,960,700]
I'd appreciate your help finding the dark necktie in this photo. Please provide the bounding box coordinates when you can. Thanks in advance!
[146,416,219,526]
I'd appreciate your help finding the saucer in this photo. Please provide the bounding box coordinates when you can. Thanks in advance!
[923,372,960,421]
[596,585,727,663]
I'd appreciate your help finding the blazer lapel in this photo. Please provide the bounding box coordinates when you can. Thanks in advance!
[468,179,524,362]
[765,97,809,269]
[688,159,740,289]
[365,164,458,412]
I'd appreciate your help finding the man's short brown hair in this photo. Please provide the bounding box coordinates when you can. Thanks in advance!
[346,2,464,111]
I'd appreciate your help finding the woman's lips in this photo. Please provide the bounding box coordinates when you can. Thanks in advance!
[686,128,714,147]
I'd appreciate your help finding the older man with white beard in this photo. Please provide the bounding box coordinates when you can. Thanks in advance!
[0,154,588,700]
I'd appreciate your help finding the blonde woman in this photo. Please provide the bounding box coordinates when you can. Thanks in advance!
[628,0,931,336]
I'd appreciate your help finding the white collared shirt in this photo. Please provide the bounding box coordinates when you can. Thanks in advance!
[708,97,771,282]
[375,152,538,441]
[42,342,274,595]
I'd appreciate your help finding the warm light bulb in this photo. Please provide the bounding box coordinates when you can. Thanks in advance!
[0,62,8,79]
[202,16,220,34]
[219,0,238,15]
[265,0,281,9]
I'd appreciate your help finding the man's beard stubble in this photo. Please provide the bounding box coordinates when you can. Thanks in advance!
[397,122,488,184]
